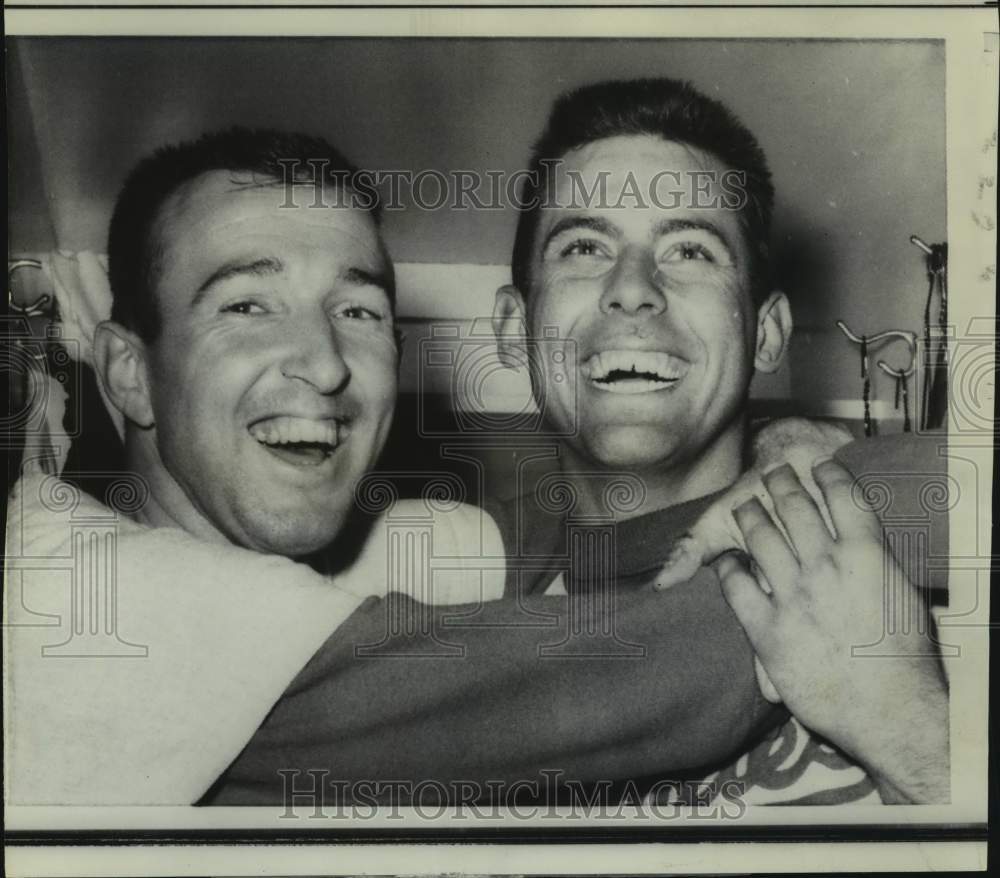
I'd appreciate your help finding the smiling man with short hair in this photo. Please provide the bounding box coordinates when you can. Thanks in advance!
[97,135,398,557]
[496,132,791,514]
[489,78,949,804]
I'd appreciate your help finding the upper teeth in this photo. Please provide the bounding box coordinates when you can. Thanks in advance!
[249,417,340,447]
[583,350,688,382]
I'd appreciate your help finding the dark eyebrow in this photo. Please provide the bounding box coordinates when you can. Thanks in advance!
[652,218,736,262]
[540,216,620,256]
[193,257,284,304]
[341,266,393,296]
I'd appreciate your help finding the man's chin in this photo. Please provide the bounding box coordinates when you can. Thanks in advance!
[579,425,685,471]
[234,510,348,559]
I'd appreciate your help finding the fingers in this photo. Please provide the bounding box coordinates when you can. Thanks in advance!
[750,417,853,469]
[812,458,882,543]
[762,463,832,562]
[732,497,798,593]
[754,656,783,705]
[653,535,703,590]
[654,458,879,593]
[714,554,783,705]
[713,553,775,646]
[654,496,748,590]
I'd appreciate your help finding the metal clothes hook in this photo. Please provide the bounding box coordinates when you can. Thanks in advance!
[860,335,872,437]
[837,320,918,437]
[875,359,915,379]
[836,320,917,374]
[914,237,948,431]
[8,259,49,316]
[879,360,913,433]
[9,293,52,317]
[7,259,52,361]
[835,319,917,351]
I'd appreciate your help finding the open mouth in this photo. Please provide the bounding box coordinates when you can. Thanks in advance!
[583,350,689,394]
[248,416,342,467]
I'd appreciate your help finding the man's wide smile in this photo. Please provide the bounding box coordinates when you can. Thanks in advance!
[581,349,690,394]
[248,416,344,467]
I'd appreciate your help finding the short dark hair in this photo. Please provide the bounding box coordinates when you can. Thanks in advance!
[108,127,384,341]
[511,78,774,304]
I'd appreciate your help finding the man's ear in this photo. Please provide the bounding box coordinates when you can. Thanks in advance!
[492,284,529,369]
[92,321,155,428]
[753,291,793,374]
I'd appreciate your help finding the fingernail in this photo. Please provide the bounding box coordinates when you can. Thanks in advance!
[653,569,675,591]
[713,554,737,576]
[732,497,757,515]
[763,462,795,481]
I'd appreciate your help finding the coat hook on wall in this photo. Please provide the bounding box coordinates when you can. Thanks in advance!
[8,258,48,316]
[876,359,915,433]
[911,234,948,431]
[835,320,917,354]
[836,320,917,436]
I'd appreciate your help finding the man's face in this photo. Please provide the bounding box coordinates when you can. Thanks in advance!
[139,170,397,556]
[515,134,763,472]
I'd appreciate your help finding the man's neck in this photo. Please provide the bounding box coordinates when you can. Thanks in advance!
[123,434,230,545]
[556,420,747,522]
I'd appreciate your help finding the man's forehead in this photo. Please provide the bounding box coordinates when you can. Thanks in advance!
[153,170,381,259]
[158,170,351,229]
[537,134,740,241]
[555,134,723,180]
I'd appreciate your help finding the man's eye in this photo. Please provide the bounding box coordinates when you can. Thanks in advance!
[560,239,609,259]
[220,301,267,315]
[663,243,715,263]
[335,304,383,321]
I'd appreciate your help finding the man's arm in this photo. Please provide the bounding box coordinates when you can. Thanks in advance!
[205,573,785,804]
[656,425,949,589]
[206,419,880,805]
[717,460,949,803]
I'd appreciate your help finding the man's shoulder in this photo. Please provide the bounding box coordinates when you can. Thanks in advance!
[6,472,142,557]
[482,491,561,556]
[835,430,948,480]
[484,486,724,591]
[349,498,506,605]
[6,471,316,582]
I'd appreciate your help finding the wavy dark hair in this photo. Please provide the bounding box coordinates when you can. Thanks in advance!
[511,78,774,304]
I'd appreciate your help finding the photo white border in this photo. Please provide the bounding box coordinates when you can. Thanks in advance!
[4,3,995,874]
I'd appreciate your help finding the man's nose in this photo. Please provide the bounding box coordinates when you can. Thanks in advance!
[599,248,667,316]
[278,315,350,395]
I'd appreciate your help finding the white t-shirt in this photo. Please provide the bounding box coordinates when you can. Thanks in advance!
[4,473,504,804]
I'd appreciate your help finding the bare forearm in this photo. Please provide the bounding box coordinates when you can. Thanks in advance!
[859,683,950,804]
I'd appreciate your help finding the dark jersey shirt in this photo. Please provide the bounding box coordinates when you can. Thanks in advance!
[204,432,947,806]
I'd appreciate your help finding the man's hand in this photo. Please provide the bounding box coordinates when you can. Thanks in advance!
[655,417,852,590]
[750,416,854,470]
[715,459,949,803]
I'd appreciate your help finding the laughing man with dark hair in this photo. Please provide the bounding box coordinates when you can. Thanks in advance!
[490,77,949,804]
